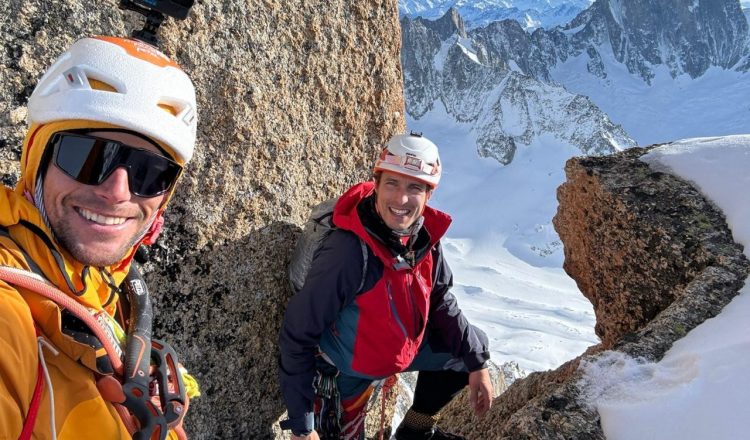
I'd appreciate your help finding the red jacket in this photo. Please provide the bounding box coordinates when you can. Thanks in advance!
[327,181,451,376]
[278,182,489,434]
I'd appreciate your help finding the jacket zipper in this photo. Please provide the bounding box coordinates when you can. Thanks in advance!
[405,273,422,338]
[386,280,409,339]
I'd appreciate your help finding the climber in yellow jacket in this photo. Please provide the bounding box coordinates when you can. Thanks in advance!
[0,36,199,439]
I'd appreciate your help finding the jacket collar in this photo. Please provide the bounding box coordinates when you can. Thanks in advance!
[332,181,451,267]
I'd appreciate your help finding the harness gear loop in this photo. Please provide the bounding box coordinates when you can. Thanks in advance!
[314,363,342,440]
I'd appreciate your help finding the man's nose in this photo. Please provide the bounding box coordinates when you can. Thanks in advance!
[93,167,131,202]
[395,187,410,205]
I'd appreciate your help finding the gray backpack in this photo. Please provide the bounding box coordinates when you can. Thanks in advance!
[288,198,369,294]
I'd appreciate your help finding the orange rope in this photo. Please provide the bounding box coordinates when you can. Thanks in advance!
[0,266,124,374]
[378,375,398,440]
[0,266,149,435]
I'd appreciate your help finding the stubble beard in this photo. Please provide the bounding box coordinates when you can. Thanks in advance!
[52,214,147,267]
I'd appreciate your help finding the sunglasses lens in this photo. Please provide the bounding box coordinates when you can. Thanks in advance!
[52,133,181,197]
[125,149,181,196]
[54,135,113,185]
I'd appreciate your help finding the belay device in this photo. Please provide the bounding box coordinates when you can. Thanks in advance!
[119,0,195,46]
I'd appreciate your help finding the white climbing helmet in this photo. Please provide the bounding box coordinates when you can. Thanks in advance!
[27,36,197,164]
[374,132,441,188]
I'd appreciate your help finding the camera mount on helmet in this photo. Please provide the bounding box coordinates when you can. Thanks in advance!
[119,0,195,47]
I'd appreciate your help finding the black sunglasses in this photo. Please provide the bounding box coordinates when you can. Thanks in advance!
[48,132,182,198]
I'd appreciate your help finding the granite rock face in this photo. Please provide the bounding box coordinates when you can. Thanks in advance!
[0,0,405,438]
[436,146,750,439]
[554,147,748,349]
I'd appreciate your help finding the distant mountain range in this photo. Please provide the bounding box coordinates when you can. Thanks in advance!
[402,7,635,164]
[399,0,594,30]
[401,0,750,158]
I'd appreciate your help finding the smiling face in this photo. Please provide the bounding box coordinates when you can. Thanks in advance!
[42,131,168,266]
[374,171,433,232]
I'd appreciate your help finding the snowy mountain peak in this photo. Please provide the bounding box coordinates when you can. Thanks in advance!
[421,6,468,39]
[401,9,635,165]
[399,0,595,30]
[567,0,750,81]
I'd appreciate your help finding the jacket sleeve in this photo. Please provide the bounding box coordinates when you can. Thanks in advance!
[278,230,366,435]
[427,242,490,372]
[0,281,41,438]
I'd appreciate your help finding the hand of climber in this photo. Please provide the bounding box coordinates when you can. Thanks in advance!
[291,430,320,440]
[468,368,493,417]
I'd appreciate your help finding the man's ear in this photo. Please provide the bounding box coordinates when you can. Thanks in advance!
[426,188,433,201]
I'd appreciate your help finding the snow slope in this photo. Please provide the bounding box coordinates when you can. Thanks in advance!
[551,52,750,146]
[408,106,599,374]
[579,135,750,440]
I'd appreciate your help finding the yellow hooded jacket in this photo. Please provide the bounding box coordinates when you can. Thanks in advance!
[0,120,182,439]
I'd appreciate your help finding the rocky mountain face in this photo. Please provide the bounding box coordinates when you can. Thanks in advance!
[402,0,750,165]
[437,146,750,439]
[0,0,404,438]
[562,0,749,82]
[401,10,635,165]
[463,0,750,84]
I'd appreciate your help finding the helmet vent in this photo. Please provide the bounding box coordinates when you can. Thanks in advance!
[88,79,118,93]
[158,98,195,127]
[61,67,124,94]
[158,103,178,116]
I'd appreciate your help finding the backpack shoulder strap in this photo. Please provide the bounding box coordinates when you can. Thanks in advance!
[356,238,368,294]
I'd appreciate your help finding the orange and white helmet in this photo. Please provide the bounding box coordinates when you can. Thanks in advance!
[374,132,441,188]
[27,36,197,164]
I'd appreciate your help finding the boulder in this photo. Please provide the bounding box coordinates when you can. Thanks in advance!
[437,146,750,439]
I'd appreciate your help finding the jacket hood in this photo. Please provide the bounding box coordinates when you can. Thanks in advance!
[4,120,182,312]
[2,187,125,309]
[333,181,452,265]
[0,120,186,379]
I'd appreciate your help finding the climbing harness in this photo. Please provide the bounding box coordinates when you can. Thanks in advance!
[0,264,190,440]
[312,360,399,440]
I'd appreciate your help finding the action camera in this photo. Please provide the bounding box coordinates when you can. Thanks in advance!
[119,0,195,46]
